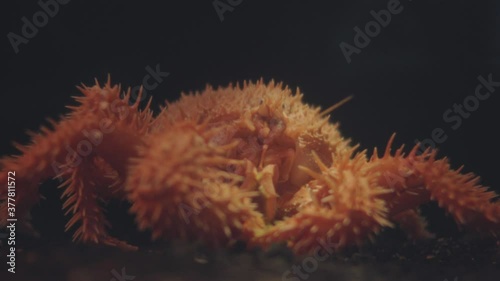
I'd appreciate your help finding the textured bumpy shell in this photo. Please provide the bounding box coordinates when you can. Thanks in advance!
[155,80,349,150]
[155,80,352,187]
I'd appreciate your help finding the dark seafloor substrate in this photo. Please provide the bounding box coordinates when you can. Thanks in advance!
[0,230,498,281]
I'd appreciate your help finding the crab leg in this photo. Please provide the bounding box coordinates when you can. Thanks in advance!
[370,134,500,236]
[126,122,265,247]
[1,81,153,240]
[0,116,102,229]
[250,148,393,255]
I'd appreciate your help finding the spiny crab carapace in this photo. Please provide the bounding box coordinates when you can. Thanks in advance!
[0,78,499,255]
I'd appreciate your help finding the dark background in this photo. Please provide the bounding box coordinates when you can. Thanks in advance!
[0,0,499,278]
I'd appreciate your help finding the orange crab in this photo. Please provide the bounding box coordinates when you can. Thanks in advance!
[1,78,499,254]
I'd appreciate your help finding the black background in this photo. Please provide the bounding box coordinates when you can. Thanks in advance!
[1,0,499,241]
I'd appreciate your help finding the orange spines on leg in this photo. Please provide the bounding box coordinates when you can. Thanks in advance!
[417,158,500,235]
[59,157,136,250]
[0,116,95,228]
[72,79,155,134]
[251,149,392,255]
[126,121,264,246]
[370,134,500,236]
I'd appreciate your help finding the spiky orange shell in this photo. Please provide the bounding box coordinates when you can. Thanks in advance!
[156,80,352,186]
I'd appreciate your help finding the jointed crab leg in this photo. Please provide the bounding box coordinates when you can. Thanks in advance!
[371,135,500,236]
[251,148,393,255]
[0,80,154,245]
[0,116,102,229]
[59,157,136,250]
[126,122,265,246]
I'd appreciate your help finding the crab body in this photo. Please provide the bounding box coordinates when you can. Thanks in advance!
[1,78,499,254]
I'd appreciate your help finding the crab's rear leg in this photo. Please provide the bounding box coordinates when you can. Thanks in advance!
[0,116,141,247]
[370,134,500,237]
[0,116,100,229]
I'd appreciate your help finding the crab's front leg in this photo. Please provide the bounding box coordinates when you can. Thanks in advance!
[126,121,265,247]
[251,149,394,255]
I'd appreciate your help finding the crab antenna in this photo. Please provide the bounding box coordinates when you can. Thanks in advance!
[319,95,353,117]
